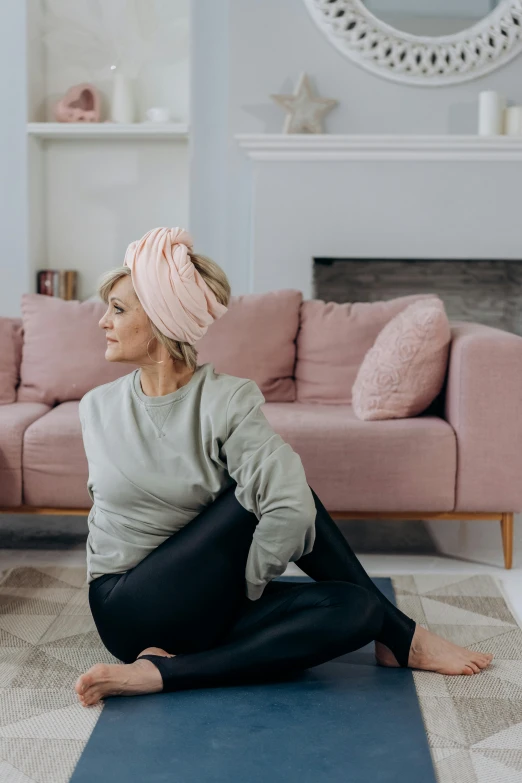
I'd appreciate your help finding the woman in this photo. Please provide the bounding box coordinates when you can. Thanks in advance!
[75,227,493,707]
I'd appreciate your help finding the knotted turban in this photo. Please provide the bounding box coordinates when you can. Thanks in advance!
[123,227,228,344]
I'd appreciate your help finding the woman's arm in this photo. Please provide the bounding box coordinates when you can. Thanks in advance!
[220,380,317,601]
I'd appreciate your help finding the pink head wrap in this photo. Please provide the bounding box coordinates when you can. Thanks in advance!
[123,227,228,345]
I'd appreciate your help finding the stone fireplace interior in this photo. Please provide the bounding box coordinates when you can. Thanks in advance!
[313,258,522,335]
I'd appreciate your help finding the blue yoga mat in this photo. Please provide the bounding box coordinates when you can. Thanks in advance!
[70,577,436,783]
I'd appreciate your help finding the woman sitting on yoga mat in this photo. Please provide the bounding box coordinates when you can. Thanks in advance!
[76,227,493,707]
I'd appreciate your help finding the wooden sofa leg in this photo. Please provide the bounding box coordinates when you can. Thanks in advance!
[500,513,514,569]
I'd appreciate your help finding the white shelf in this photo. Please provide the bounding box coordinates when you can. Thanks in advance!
[27,122,189,140]
[235,133,522,162]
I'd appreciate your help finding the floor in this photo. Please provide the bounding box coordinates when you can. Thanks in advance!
[2,546,521,627]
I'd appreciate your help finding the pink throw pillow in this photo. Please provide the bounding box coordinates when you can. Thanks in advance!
[352,298,451,420]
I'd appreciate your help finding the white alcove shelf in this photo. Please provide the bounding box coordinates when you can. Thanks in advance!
[26,0,190,303]
[27,122,190,140]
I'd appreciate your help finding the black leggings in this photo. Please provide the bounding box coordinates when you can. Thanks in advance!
[88,483,416,693]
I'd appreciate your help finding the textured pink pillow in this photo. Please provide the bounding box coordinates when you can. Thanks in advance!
[352,297,451,420]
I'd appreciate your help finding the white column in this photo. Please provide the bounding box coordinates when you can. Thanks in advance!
[0,0,28,317]
[189,0,233,281]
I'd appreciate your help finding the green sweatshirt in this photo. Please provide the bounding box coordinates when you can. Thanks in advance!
[79,362,317,600]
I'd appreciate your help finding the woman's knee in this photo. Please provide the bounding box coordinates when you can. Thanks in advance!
[325,582,385,637]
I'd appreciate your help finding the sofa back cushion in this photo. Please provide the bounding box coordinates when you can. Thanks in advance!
[17,294,136,405]
[295,294,438,403]
[197,289,302,401]
[16,289,302,406]
[0,317,23,404]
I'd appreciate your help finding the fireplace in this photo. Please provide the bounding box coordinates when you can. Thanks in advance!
[313,258,522,336]
[233,137,522,561]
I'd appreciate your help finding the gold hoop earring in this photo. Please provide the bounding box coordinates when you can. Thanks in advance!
[146,336,165,364]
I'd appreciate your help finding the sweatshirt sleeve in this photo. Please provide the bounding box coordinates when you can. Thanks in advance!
[220,380,317,601]
[78,399,85,431]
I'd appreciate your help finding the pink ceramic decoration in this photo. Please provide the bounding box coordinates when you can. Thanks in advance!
[54,83,101,123]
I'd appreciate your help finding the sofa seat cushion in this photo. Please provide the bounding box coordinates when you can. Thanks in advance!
[18,401,456,513]
[21,402,90,508]
[262,403,457,513]
[0,402,51,507]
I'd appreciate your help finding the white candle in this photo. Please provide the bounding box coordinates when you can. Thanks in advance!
[478,91,506,135]
[504,106,522,136]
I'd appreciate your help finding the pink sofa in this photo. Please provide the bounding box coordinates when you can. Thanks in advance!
[1,290,522,568]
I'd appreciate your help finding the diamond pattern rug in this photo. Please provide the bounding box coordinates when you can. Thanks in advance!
[393,574,522,783]
[0,566,520,783]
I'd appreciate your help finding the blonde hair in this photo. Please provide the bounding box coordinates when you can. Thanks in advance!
[97,251,231,372]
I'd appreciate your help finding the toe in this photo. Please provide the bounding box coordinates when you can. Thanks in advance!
[81,684,101,704]
[463,664,474,675]
[75,675,89,695]
[84,692,101,706]
[79,689,92,705]
[76,668,101,694]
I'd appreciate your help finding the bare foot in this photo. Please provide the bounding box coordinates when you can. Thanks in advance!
[75,646,176,707]
[375,625,494,676]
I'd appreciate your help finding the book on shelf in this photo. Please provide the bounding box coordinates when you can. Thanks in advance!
[37,270,77,300]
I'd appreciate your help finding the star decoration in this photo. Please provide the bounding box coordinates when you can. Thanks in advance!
[271,72,338,134]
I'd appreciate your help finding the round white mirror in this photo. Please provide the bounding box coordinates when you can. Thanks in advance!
[302,0,522,85]
[364,0,502,37]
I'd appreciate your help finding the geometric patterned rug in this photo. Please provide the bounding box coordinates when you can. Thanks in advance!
[393,574,522,783]
[0,566,521,783]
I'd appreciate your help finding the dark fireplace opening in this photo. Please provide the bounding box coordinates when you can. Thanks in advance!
[313,258,522,336]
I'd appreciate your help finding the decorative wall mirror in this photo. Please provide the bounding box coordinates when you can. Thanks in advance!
[302,0,522,86]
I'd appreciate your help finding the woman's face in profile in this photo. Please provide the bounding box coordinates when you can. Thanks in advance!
[99,276,151,364]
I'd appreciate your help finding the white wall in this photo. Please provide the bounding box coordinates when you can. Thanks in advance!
[43,139,189,301]
[246,157,522,300]
[191,0,522,295]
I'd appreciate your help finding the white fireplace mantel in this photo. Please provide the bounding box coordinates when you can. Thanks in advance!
[234,133,522,300]
[235,134,522,162]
